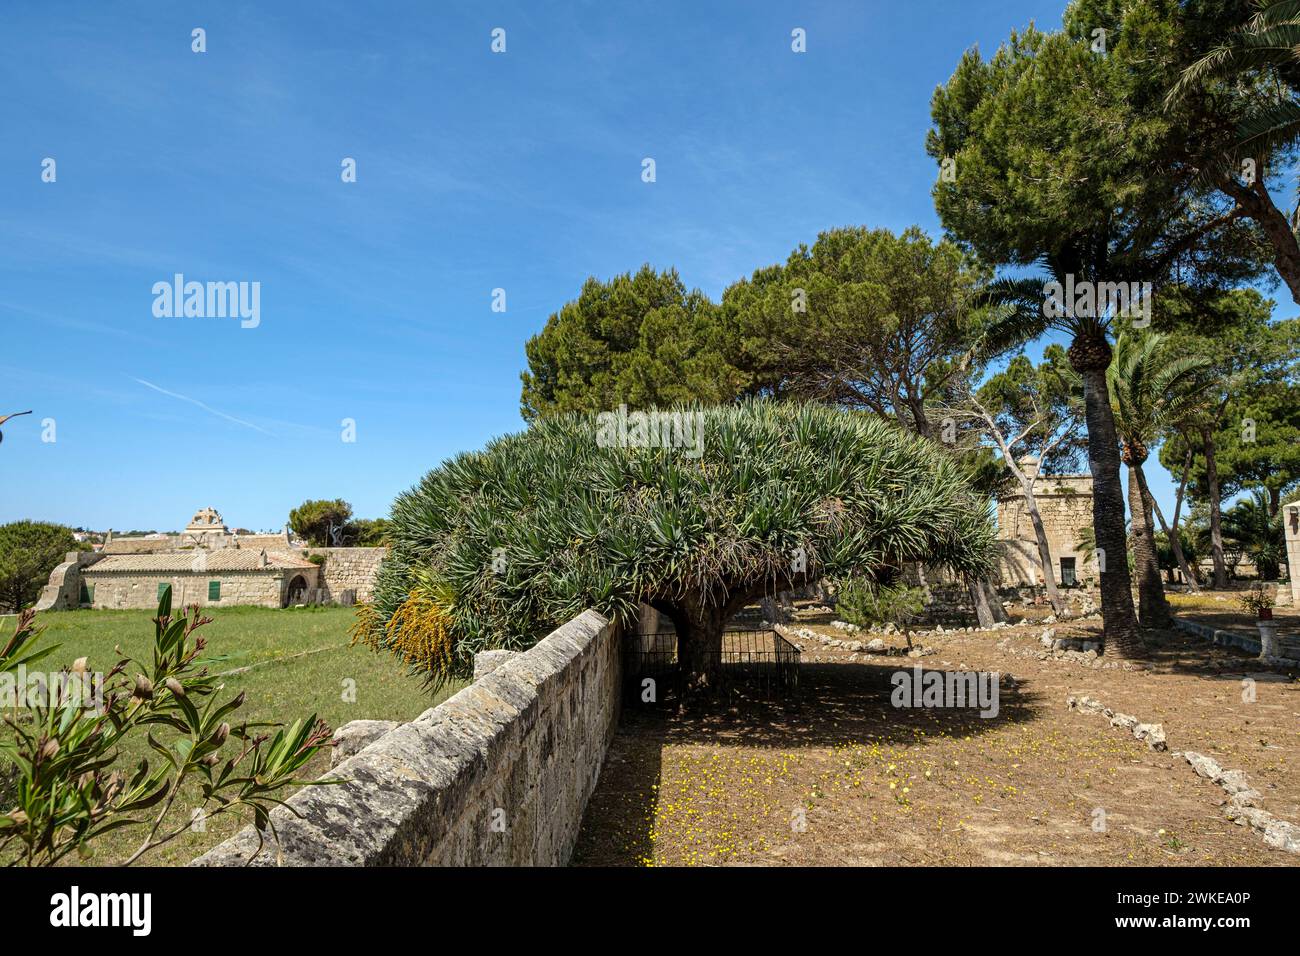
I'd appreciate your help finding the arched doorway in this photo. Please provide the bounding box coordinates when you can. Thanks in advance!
[284,574,309,607]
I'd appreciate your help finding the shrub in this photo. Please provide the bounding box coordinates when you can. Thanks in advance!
[359,400,996,687]
[0,521,82,613]
[838,578,926,629]
[0,593,331,865]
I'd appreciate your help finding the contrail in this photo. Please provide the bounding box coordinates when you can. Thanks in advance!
[132,378,275,436]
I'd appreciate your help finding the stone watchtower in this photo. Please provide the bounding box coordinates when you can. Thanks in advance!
[995,457,1095,588]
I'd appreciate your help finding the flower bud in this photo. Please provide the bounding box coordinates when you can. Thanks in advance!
[133,675,154,700]
[214,722,230,745]
[165,678,186,698]
[71,657,89,674]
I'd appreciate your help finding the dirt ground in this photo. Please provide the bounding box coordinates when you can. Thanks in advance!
[573,608,1300,867]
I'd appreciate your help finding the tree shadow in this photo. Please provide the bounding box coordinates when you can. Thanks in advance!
[571,658,1044,866]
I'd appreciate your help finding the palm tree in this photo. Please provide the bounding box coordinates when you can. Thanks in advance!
[1222,490,1286,580]
[1106,333,1215,628]
[979,280,1144,657]
[1173,1,1300,159]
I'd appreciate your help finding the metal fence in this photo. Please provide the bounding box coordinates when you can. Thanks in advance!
[624,628,800,702]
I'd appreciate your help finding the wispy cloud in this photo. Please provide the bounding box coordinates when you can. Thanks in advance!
[131,378,275,436]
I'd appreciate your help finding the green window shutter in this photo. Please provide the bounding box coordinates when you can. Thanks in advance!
[157,582,172,600]
[208,580,221,601]
[79,582,93,605]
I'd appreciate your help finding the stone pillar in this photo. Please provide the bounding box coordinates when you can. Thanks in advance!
[1285,503,1300,608]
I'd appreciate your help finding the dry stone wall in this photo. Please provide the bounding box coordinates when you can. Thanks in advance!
[306,547,385,603]
[193,609,622,867]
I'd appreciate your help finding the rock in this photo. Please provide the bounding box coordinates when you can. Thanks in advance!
[1217,769,1253,794]
[1134,723,1167,751]
[1183,751,1223,781]
[330,719,399,767]
[866,638,886,653]
[1081,641,1101,654]
[1067,694,1097,713]
[1263,820,1300,854]
[1039,629,1056,646]
[847,641,864,652]
[1109,713,1138,730]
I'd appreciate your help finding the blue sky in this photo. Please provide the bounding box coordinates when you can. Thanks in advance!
[0,0,1218,531]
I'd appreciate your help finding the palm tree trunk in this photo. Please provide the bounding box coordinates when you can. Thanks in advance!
[1128,463,1170,628]
[1074,353,1142,656]
[1202,426,1228,589]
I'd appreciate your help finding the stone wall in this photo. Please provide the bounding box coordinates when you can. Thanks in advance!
[34,552,103,611]
[101,537,175,555]
[193,609,622,867]
[306,547,386,603]
[104,532,295,554]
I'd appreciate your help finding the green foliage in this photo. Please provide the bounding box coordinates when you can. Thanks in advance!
[1107,330,1215,463]
[1169,0,1300,184]
[720,226,994,435]
[928,0,1268,346]
[362,401,997,689]
[836,578,926,631]
[351,518,391,547]
[0,521,81,613]
[974,343,1085,473]
[1222,489,1285,580]
[1157,292,1300,505]
[1238,581,1277,616]
[519,266,745,421]
[288,499,353,547]
[1155,527,1200,573]
[0,594,331,866]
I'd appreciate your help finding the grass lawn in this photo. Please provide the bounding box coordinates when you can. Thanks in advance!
[1,605,461,866]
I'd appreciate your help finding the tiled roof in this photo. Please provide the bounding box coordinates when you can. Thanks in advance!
[85,550,317,573]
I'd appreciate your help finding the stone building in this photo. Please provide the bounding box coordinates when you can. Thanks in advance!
[994,458,1095,588]
[73,549,320,610]
[35,506,386,611]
